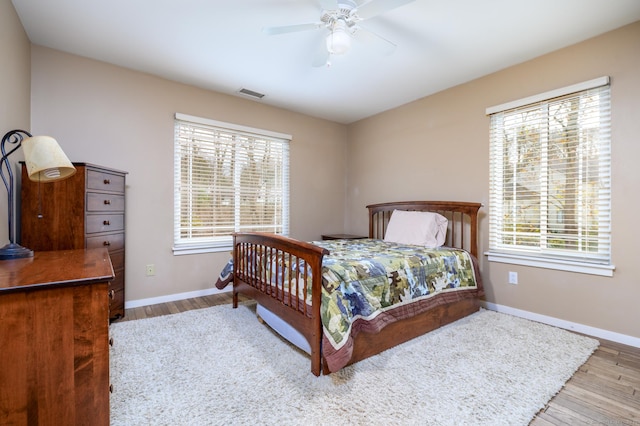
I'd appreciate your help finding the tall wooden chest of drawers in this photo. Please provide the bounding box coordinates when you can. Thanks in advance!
[20,162,127,320]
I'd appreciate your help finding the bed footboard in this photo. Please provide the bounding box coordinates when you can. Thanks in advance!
[232,232,329,376]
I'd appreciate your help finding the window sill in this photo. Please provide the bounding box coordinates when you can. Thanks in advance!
[485,251,615,277]
[172,245,231,256]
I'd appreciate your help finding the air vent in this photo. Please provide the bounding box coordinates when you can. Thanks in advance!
[237,88,265,99]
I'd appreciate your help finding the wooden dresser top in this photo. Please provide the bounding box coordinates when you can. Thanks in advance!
[0,248,114,292]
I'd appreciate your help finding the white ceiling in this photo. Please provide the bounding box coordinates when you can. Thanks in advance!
[11,0,640,124]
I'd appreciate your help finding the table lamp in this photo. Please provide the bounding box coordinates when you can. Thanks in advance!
[0,129,76,260]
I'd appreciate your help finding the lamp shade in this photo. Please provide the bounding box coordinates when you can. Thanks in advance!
[21,136,76,182]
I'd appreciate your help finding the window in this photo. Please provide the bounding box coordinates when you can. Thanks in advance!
[486,77,614,276]
[173,113,290,254]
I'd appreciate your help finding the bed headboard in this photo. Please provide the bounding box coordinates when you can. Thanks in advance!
[366,201,482,258]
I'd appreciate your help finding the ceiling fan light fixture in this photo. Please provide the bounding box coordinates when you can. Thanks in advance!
[326,20,351,55]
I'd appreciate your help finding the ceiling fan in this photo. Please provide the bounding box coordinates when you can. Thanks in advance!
[263,0,416,67]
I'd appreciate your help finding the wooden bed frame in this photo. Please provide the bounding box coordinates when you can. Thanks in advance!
[232,201,482,376]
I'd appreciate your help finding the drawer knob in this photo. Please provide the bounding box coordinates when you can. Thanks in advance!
[109,337,114,346]
[104,179,111,185]
[104,199,111,205]
[103,241,111,246]
[110,384,113,393]
[108,290,115,300]
[103,220,110,226]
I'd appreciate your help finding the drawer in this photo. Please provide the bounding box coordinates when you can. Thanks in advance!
[109,269,124,292]
[86,214,124,234]
[87,169,125,193]
[86,233,124,252]
[109,271,125,320]
[109,288,124,320]
[109,250,124,271]
[87,192,125,212]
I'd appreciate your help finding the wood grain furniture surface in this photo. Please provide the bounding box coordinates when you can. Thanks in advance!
[232,200,483,376]
[0,248,114,425]
[21,162,127,320]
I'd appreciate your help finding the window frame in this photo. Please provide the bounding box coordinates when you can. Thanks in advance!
[173,113,291,255]
[485,77,614,277]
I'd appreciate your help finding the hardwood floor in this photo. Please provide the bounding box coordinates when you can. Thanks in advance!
[118,295,640,425]
[532,337,640,426]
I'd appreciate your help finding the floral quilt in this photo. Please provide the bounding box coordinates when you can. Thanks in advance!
[313,239,481,371]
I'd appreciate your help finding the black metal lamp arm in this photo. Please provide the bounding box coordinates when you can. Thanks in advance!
[0,129,32,246]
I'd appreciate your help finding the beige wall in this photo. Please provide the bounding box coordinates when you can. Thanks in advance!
[29,46,348,302]
[346,21,640,339]
[9,5,639,340]
[0,0,31,244]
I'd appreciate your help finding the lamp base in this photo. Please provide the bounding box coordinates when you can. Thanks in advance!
[0,243,34,260]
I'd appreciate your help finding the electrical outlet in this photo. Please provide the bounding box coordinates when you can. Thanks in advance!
[508,271,518,285]
[146,264,155,276]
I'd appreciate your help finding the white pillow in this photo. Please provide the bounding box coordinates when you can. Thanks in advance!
[383,210,448,247]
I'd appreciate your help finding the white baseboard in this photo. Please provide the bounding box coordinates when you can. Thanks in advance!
[125,287,229,309]
[482,301,640,349]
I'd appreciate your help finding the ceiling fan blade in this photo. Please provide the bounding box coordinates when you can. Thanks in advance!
[263,22,324,36]
[352,25,397,56]
[319,0,339,10]
[356,0,415,20]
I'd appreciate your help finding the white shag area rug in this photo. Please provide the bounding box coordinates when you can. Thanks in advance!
[110,305,598,426]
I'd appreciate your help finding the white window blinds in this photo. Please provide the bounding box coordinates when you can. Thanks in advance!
[173,113,290,254]
[487,78,613,273]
